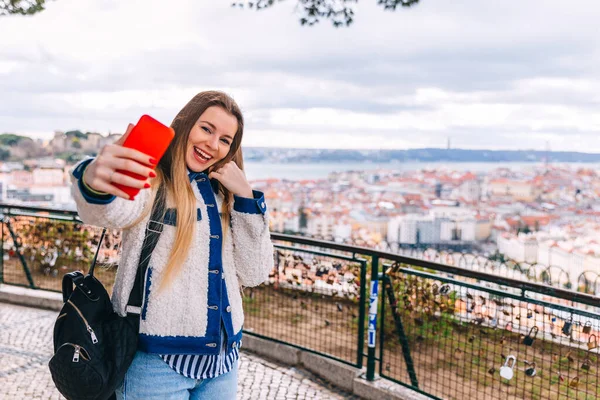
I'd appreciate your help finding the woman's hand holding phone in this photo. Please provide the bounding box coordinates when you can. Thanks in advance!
[82,123,157,200]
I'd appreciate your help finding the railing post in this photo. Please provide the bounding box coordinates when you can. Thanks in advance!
[5,218,35,289]
[382,274,419,388]
[366,255,380,381]
[356,259,368,369]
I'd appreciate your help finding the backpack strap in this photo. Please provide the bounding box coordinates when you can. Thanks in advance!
[62,271,84,303]
[62,227,107,303]
[88,228,107,277]
[126,185,166,313]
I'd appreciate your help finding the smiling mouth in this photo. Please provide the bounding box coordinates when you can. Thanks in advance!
[194,146,213,162]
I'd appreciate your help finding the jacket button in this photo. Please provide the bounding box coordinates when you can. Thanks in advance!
[226,306,232,312]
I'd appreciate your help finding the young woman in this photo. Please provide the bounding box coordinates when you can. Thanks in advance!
[70,91,274,400]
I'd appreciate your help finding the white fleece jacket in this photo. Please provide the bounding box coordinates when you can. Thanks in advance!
[70,159,274,355]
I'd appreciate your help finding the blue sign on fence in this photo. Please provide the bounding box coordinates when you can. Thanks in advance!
[368,280,379,348]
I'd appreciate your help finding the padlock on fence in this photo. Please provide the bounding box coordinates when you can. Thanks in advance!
[588,334,597,350]
[500,355,516,380]
[583,321,592,334]
[454,348,463,360]
[474,312,485,325]
[562,316,573,336]
[439,284,451,295]
[523,326,539,346]
[525,362,537,377]
[570,376,580,389]
[565,351,575,363]
[581,358,591,371]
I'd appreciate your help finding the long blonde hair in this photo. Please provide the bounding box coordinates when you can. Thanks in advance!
[130,91,245,291]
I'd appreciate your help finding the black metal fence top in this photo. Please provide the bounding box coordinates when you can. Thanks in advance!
[0,203,80,220]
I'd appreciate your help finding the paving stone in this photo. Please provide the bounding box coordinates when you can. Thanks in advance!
[0,302,361,400]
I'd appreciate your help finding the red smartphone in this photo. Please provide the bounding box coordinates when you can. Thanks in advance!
[113,115,175,199]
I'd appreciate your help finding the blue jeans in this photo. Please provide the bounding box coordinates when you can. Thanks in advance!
[116,351,239,400]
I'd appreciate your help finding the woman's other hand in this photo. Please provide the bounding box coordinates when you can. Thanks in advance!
[209,161,253,198]
[82,123,157,200]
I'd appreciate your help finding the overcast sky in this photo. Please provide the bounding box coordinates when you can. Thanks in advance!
[1,0,599,151]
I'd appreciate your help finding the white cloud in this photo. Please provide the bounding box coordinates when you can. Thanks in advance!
[0,0,599,151]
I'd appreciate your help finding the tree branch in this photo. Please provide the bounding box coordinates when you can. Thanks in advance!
[232,0,420,27]
[1,0,47,16]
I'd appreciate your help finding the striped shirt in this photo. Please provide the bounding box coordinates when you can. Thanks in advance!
[160,333,240,379]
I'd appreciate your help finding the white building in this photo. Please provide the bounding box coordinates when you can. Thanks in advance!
[458,179,481,202]
[497,230,600,289]
[307,214,336,238]
[33,168,65,186]
[440,219,476,242]
[388,203,478,245]
[270,212,300,233]
[332,223,352,242]
[497,233,538,263]
[29,186,73,206]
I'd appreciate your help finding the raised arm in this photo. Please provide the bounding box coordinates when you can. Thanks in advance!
[70,158,152,228]
[70,124,157,228]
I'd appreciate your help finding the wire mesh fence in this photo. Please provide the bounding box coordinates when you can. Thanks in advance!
[1,213,119,293]
[380,263,600,400]
[243,244,368,367]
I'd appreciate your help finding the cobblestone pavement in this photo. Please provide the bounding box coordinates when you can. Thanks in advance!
[0,302,361,399]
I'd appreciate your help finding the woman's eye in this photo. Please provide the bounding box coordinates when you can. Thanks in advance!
[220,138,230,145]
[202,126,211,133]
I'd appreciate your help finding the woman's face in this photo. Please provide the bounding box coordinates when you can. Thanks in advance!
[185,106,238,172]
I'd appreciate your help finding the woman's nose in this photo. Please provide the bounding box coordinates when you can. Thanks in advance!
[207,135,219,150]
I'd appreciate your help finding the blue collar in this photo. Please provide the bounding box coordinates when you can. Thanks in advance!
[188,170,208,182]
[188,169,219,193]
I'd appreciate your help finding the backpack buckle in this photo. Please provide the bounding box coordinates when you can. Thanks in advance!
[146,219,164,233]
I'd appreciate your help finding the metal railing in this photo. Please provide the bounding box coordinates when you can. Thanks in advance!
[1,203,600,400]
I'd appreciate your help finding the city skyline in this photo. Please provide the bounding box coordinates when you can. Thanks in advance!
[1,1,600,151]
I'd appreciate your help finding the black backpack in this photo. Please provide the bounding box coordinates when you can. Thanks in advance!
[49,188,165,400]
